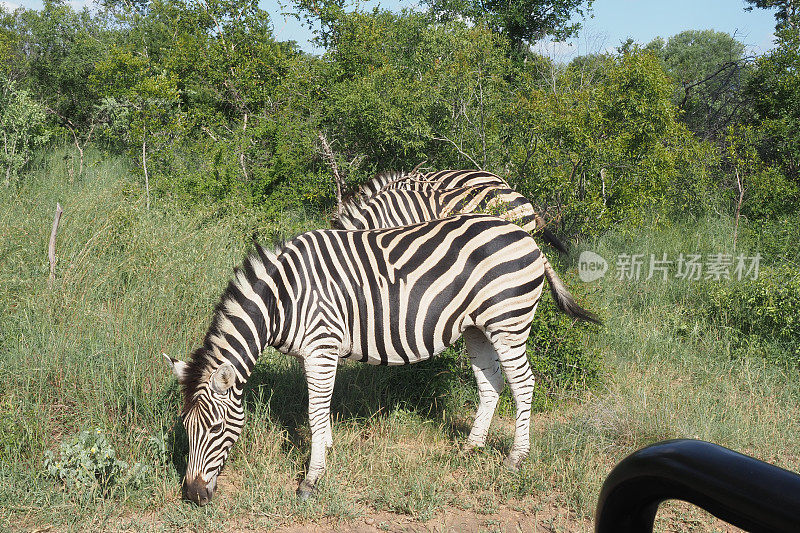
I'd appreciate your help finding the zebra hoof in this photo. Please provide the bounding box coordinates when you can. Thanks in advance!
[462,442,483,455]
[296,480,318,502]
[503,455,523,472]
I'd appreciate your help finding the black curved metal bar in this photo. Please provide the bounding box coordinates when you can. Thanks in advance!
[595,439,800,533]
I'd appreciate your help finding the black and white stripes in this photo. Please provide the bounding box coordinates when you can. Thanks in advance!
[341,169,568,254]
[164,169,599,506]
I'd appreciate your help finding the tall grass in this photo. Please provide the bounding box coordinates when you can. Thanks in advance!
[0,147,321,527]
[1,148,799,531]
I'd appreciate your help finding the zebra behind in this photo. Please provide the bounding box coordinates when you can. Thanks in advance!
[165,215,560,505]
[347,168,568,254]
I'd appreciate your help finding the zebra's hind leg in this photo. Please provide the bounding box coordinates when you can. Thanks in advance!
[298,351,338,501]
[491,333,535,472]
[462,327,504,452]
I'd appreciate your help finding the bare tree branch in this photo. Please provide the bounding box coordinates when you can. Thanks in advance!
[733,168,745,251]
[240,113,249,181]
[142,135,150,210]
[318,133,344,217]
[432,135,482,169]
[201,126,219,142]
[46,106,94,176]
[410,160,427,175]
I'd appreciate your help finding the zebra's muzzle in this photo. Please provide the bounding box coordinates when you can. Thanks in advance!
[183,475,216,506]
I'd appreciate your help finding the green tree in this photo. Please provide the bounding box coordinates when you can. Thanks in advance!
[323,11,512,172]
[744,0,798,31]
[1,0,113,173]
[507,50,714,234]
[425,0,592,47]
[92,46,184,208]
[0,6,22,81]
[0,75,50,185]
[646,30,748,139]
[743,1,800,186]
[11,0,107,128]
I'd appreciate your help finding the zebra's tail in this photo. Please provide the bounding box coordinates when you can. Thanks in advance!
[532,213,569,255]
[541,254,602,324]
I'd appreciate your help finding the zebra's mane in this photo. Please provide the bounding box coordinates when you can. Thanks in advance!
[351,171,409,201]
[333,171,409,229]
[180,243,279,414]
[337,169,437,221]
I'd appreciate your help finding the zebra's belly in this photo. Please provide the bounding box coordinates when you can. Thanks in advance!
[342,339,450,366]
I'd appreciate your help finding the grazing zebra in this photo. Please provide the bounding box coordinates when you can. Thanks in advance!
[347,169,568,254]
[164,214,599,505]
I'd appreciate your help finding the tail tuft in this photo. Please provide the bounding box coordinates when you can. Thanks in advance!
[542,256,602,325]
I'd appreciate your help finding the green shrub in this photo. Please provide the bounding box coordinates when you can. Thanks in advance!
[43,428,149,496]
[0,75,50,184]
[741,166,800,220]
[740,213,800,265]
[508,50,716,236]
[700,265,800,366]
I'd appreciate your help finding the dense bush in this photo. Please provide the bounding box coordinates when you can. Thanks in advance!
[507,50,718,235]
[700,265,800,366]
[526,295,601,410]
[0,1,729,232]
[745,26,800,187]
[0,75,49,184]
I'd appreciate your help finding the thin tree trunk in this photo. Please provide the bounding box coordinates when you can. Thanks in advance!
[48,202,63,287]
[142,134,150,210]
[733,169,744,251]
[69,126,84,176]
[240,113,249,181]
[3,130,9,186]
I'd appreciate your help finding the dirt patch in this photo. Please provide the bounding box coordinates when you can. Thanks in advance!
[656,500,745,533]
[276,501,590,533]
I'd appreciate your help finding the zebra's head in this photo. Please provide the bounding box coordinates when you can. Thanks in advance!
[165,353,244,506]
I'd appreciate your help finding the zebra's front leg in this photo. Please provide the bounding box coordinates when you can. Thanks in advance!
[298,352,338,501]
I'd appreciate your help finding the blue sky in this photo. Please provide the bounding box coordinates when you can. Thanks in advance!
[268,0,778,57]
[3,0,778,58]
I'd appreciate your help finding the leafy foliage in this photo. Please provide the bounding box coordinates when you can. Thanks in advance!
[744,26,800,186]
[646,30,749,139]
[5,0,107,130]
[508,50,716,234]
[700,265,800,366]
[0,75,49,184]
[425,0,592,46]
[44,428,149,495]
[744,0,799,32]
[527,295,601,410]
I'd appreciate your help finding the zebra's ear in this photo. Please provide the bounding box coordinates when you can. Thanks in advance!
[210,363,236,395]
[163,353,189,384]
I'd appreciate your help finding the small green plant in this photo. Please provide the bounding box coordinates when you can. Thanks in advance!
[43,428,149,495]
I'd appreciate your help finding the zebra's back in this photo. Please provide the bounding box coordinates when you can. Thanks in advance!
[425,169,509,190]
[338,184,540,235]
